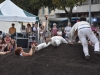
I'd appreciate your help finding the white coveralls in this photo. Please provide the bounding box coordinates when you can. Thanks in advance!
[35,42,50,51]
[49,36,68,46]
[68,21,99,56]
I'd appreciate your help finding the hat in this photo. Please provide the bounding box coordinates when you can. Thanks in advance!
[53,23,56,26]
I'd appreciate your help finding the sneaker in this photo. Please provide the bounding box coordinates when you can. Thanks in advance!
[95,51,100,54]
[85,55,90,60]
[95,51,100,57]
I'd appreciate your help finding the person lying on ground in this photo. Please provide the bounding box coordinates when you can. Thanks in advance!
[14,44,35,57]
[45,36,68,46]
[14,42,50,57]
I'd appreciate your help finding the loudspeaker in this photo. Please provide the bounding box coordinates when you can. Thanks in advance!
[17,38,28,48]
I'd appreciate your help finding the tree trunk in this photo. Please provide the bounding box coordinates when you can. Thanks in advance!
[64,7,73,23]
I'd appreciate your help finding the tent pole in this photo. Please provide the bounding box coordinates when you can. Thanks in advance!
[46,20,48,31]
[38,22,39,43]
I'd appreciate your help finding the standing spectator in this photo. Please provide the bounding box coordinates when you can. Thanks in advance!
[26,23,32,37]
[45,30,51,38]
[61,27,65,38]
[91,24,96,31]
[34,24,40,43]
[9,23,16,38]
[31,24,35,32]
[39,25,45,43]
[32,24,38,33]
[64,22,72,41]
[96,26,100,42]
[57,28,62,36]
[51,23,58,36]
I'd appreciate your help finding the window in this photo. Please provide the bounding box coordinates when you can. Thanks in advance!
[48,8,51,14]
[42,7,44,14]
[92,0,100,4]
[82,0,88,5]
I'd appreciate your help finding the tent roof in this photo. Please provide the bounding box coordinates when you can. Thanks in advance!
[0,0,37,22]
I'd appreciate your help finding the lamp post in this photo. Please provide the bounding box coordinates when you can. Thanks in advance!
[45,15,48,30]
[89,0,91,24]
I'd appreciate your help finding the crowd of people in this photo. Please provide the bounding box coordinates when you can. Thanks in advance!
[0,17,100,60]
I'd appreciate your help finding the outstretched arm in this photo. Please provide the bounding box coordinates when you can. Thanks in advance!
[0,51,10,55]
[21,45,35,56]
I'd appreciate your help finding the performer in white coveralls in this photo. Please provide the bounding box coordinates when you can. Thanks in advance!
[45,36,68,46]
[68,17,100,60]
[35,42,50,51]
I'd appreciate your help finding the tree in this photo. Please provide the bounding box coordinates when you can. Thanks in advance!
[0,0,40,16]
[0,0,86,19]
[52,0,86,22]
[30,0,86,22]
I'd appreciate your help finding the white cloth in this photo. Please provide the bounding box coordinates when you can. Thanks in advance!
[33,27,37,32]
[49,36,68,46]
[20,53,23,56]
[65,26,72,37]
[69,21,100,56]
[57,31,62,36]
[35,42,50,51]
[68,21,90,42]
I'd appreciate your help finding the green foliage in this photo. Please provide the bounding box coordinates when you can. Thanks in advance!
[0,0,86,17]
[52,0,86,9]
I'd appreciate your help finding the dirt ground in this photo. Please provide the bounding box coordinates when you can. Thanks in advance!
[0,43,100,75]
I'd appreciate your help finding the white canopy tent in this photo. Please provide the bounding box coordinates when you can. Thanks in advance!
[0,0,36,22]
[0,0,37,33]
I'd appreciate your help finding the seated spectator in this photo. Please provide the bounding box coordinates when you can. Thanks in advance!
[15,44,35,56]
[10,39,17,51]
[57,28,62,36]
[0,36,7,52]
[4,33,11,43]
[9,23,16,38]
[4,33,12,51]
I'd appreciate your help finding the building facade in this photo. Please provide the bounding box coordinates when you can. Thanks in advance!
[38,0,100,26]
